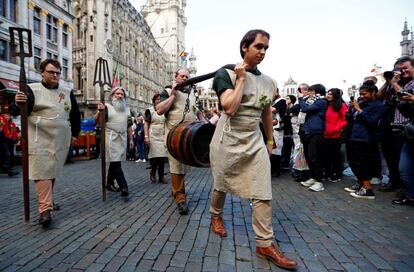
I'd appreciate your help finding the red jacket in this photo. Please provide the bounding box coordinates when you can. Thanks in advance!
[0,115,9,137]
[324,103,348,139]
[0,114,18,141]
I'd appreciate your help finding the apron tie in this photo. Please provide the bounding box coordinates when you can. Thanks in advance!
[220,115,231,143]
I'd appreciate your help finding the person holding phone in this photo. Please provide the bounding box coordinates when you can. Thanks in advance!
[344,81,386,199]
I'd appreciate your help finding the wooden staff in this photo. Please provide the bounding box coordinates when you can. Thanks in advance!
[93,57,111,201]
[9,27,33,222]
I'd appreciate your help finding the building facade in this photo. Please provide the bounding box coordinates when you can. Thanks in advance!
[141,0,187,80]
[0,0,73,111]
[198,84,218,112]
[401,20,414,58]
[71,0,174,117]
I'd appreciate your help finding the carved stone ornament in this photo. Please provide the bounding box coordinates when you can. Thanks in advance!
[106,39,114,53]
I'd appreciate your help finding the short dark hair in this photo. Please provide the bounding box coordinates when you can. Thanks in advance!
[309,84,326,96]
[395,56,414,66]
[152,93,160,104]
[39,59,61,72]
[240,29,270,58]
[360,80,378,93]
[287,94,297,105]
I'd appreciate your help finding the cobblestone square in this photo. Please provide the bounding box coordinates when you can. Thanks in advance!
[0,160,413,271]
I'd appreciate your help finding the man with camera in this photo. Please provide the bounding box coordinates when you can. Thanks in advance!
[392,92,414,206]
[377,56,414,193]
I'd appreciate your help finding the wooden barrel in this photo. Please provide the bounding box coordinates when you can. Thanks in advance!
[166,121,216,167]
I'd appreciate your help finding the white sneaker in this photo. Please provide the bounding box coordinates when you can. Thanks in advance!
[301,178,315,187]
[370,177,382,185]
[136,159,142,162]
[142,159,146,162]
[329,178,341,183]
[309,182,325,192]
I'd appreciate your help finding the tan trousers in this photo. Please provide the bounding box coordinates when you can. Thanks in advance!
[34,179,54,214]
[171,174,186,203]
[210,189,274,247]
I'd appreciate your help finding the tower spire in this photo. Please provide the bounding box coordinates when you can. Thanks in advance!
[188,48,197,77]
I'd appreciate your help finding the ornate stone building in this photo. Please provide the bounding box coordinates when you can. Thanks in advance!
[400,20,414,58]
[72,0,173,116]
[0,0,73,110]
[198,84,219,112]
[141,0,187,80]
[281,76,298,98]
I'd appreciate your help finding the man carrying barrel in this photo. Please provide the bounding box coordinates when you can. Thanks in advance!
[156,68,204,215]
[208,29,297,270]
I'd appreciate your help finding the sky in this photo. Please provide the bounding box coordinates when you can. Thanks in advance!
[130,0,414,92]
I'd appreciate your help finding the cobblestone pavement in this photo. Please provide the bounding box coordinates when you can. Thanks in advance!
[0,159,413,272]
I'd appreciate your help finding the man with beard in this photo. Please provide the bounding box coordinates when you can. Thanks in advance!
[208,29,297,270]
[95,87,134,197]
[13,59,81,228]
[377,57,414,193]
[156,68,204,215]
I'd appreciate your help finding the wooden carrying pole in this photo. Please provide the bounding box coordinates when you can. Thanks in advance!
[93,57,111,201]
[9,27,33,222]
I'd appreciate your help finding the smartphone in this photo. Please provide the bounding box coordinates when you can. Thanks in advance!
[350,96,354,102]
[396,92,409,97]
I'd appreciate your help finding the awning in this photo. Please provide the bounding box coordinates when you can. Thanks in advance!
[0,78,19,94]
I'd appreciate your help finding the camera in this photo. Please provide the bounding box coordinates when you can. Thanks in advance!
[383,68,402,81]
[396,88,414,97]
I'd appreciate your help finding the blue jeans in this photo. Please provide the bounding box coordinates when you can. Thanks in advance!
[399,141,414,198]
[136,141,146,160]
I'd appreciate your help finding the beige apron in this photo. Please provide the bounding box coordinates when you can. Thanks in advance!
[28,83,72,180]
[105,103,129,162]
[164,87,198,174]
[147,107,167,159]
[210,69,277,200]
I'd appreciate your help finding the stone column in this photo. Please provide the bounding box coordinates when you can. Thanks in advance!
[16,0,30,28]
[39,9,48,60]
[67,26,73,81]
[56,19,64,65]
[26,1,35,72]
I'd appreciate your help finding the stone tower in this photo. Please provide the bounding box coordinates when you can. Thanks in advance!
[141,0,187,80]
[188,48,197,77]
[400,20,413,57]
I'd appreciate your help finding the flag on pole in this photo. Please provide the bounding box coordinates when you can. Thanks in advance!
[370,63,382,74]
[179,50,188,61]
[112,62,121,89]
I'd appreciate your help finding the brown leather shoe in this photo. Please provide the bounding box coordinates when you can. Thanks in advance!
[39,210,52,228]
[211,217,227,237]
[256,243,297,270]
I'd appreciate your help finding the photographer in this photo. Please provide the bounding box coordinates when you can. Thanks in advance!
[392,92,414,206]
[377,57,414,194]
